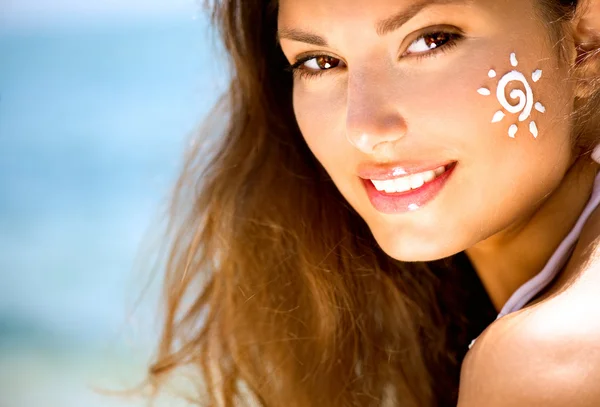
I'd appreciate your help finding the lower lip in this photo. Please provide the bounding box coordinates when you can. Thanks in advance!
[362,163,457,214]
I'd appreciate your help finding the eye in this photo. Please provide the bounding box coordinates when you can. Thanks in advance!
[303,55,342,71]
[403,31,462,57]
[287,54,346,80]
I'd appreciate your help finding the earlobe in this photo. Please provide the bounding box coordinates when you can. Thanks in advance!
[572,0,600,98]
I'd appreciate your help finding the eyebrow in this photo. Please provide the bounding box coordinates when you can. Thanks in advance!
[277,0,471,46]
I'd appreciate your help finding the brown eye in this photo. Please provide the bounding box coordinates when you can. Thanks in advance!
[425,32,453,49]
[405,31,460,55]
[288,53,347,80]
[303,55,342,70]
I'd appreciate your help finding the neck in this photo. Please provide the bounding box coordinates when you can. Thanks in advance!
[466,155,599,311]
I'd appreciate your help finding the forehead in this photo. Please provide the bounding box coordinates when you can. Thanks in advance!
[277,0,523,27]
[276,0,544,53]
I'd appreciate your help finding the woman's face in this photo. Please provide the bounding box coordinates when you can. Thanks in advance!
[278,0,576,261]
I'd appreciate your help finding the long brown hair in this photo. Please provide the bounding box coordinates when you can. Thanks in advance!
[147,1,597,405]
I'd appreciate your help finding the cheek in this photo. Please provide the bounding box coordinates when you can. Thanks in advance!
[405,46,574,167]
[293,81,349,170]
[472,51,575,178]
[405,49,575,239]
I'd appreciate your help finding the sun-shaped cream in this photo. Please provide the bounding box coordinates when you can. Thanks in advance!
[477,53,545,139]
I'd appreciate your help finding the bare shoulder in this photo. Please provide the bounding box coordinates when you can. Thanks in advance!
[458,305,600,406]
[457,207,600,407]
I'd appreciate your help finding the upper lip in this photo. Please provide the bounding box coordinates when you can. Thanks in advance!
[357,160,456,181]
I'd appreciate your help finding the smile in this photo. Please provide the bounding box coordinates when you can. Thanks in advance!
[370,165,447,193]
[361,162,457,214]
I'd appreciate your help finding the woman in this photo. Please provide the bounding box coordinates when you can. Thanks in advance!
[148,0,600,405]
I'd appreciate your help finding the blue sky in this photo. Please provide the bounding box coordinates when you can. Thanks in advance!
[2,0,200,28]
[0,2,221,405]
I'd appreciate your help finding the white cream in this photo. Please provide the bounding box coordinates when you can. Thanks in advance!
[529,121,539,138]
[492,111,506,123]
[535,102,546,113]
[480,53,545,139]
[498,71,534,122]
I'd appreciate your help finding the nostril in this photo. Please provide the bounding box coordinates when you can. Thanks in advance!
[345,111,408,152]
[345,123,408,154]
[345,131,405,156]
[381,114,407,130]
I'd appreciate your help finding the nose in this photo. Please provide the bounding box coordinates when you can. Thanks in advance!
[345,71,408,155]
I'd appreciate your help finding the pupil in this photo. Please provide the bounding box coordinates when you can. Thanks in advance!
[318,56,337,69]
[426,33,448,49]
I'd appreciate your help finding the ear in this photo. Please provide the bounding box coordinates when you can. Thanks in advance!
[571,0,600,98]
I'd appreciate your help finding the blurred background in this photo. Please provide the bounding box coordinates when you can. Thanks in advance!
[0,1,225,405]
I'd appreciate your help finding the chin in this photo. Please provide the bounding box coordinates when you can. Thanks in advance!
[371,231,463,263]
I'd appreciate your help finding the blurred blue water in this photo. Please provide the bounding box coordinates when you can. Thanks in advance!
[0,14,225,406]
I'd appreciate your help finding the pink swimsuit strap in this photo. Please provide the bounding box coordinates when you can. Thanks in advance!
[469,170,600,349]
[497,170,600,319]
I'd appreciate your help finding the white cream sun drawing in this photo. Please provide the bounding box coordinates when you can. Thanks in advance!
[477,52,546,139]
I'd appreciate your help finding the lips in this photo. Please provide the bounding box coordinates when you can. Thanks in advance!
[370,165,446,194]
[361,162,457,214]
[357,160,456,181]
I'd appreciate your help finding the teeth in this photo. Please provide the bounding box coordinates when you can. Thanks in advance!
[409,175,425,189]
[392,177,410,193]
[371,166,446,193]
[422,170,437,183]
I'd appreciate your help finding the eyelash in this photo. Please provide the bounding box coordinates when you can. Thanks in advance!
[286,30,464,81]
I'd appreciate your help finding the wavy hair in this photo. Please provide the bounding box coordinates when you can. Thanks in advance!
[147,0,598,406]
